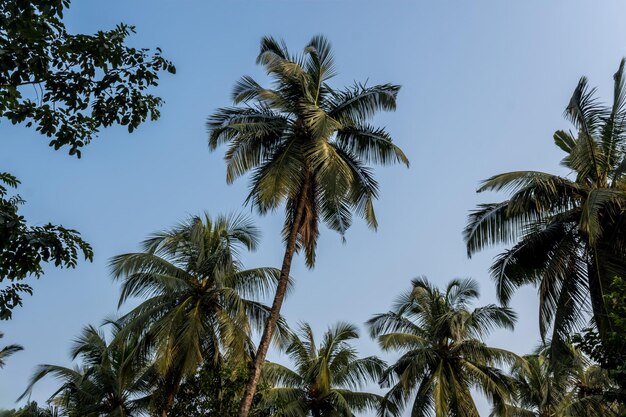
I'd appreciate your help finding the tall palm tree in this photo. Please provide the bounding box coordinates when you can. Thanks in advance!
[368,277,518,417]
[464,59,626,353]
[110,212,288,417]
[0,331,23,368]
[491,347,618,417]
[261,322,389,417]
[20,323,155,417]
[208,34,409,417]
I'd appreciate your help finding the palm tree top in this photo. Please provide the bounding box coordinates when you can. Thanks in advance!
[369,277,517,344]
[369,277,518,417]
[110,212,266,306]
[463,59,626,353]
[19,322,154,417]
[208,34,409,267]
[108,212,289,417]
[261,321,389,417]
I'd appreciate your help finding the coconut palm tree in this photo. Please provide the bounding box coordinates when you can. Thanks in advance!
[368,277,519,417]
[260,322,390,417]
[20,323,155,417]
[491,346,618,417]
[464,59,626,354]
[0,332,23,368]
[110,212,288,417]
[208,34,409,417]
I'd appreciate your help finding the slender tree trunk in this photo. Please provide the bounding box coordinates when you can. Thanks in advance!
[238,182,309,417]
[587,253,610,343]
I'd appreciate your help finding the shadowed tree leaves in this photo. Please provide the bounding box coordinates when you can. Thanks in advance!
[0,173,92,320]
[0,0,173,319]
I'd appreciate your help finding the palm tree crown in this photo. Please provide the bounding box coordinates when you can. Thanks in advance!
[261,322,388,417]
[368,277,518,417]
[208,34,408,266]
[491,345,618,417]
[464,59,626,351]
[109,213,287,416]
[20,323,154,417]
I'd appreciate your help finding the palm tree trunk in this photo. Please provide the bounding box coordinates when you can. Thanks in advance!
[238,181,309,417]
[587,254,610,343]
[160,373,182,417]
[161,389,176,417]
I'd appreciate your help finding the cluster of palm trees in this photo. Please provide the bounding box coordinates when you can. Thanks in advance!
[15,258,617,416]
[5,35,626,416]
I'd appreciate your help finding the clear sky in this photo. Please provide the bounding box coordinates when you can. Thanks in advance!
[2,1,626,415]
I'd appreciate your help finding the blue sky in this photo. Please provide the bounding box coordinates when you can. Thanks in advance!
[2,0,626,415]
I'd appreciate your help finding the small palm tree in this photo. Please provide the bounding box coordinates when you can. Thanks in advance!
[464,59,626,354]
[0,332,23,368]
[20,323,154,417]
[261,322,389,417]
[208,34,408,417]
[491,346,618,417]
[368,277,519,417]
[110,213,288,417]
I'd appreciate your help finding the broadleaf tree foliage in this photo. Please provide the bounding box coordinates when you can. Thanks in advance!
[0,173,92,319]
[0,0,174,319]
[0,0,176,156]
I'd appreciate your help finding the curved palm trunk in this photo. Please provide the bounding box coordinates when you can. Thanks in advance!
[238,182,309,417]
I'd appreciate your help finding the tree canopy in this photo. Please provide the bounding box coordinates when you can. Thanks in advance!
[0,0,175,157]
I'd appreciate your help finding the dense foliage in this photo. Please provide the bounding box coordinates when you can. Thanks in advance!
[20,324,156,417]
[369,278,518,417]
[0,0,175,156]
[491,346,618,417]
[574,276,626,404]
[110,213,285,417]
[465,59,626,359]
[262,322,388,417]
[168,365,269,417]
